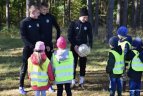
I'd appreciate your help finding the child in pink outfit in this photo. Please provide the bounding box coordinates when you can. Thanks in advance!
[28,41,54,96]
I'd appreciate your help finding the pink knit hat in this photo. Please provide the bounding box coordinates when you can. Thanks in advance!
[34,41,45,51]
[57,36,67,49]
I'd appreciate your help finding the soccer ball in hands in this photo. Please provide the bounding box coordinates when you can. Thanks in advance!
[78,44,91,57]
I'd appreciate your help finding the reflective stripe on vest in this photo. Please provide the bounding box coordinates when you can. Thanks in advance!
[131,50,143,71]
[110,50,124,74]
[28,58,50,87]
[52,51,74,82]
[118,41,131,51]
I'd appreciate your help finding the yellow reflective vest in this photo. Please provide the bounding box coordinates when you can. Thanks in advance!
[118,41,131,51]
[52,51,74,83]
[131,50,143,71]
[110,50,124,74]
[28,58,50,87]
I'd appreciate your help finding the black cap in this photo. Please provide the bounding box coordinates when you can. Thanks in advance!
[80,7,88,17]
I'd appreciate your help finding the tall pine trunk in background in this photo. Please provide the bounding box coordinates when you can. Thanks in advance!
[116,0,121,28]
[122,0,128,26]
[87,0,93,28]
[94,0,99,36]
[106,0,114,42]
[67,0,71,24]
[131,0,137,33]
[21,1,24,19]
[136,0,140,28]
[26,0,30,17]
[140,0,143,30]
[6,0,10,29]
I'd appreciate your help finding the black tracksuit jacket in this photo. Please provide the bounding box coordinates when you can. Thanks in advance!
[20,17,40,47]
[39,13,60,46]
[68,20,93,48]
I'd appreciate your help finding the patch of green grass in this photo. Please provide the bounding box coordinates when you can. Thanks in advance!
[1,32,143,96]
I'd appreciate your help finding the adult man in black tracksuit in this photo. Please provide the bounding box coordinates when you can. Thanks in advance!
[68,7,93,89]
[19,4,40,95]
[39,2,61,59]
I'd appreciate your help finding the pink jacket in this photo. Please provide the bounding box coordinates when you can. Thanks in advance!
[28,52,54,91]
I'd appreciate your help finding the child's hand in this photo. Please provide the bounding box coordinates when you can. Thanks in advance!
[49,80,54,85]
[46,46,50,52]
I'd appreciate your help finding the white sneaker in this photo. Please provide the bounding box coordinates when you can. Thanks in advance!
[71,79,78,88]
[48,86,55,92]
[79,76,85,84]
[19,87,26,95]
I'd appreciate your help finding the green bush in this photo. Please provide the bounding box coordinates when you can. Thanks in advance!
[0,25,19,38]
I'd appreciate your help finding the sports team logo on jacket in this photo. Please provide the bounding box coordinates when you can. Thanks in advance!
[76,27,79,30]
[46,19,49,23]
[28,25,32,28]
[37,23,39,27]
[84,26,87,30]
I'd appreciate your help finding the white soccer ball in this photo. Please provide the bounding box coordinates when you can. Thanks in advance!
[78,44,90,57]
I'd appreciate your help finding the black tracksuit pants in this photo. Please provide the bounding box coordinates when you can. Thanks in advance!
[71,46,87,79]
[19,46,33,87]
[45,43,53,60]
[57,83,72,96]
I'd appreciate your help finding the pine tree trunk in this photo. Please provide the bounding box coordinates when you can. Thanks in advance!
[67,0,71,23]
[63,0,66,26]
[120,0,124,26]
[131,0,137,33]
[87,0,93,28]
[140,0,143,30]
[106,0,114,42]
[122,0,128,26]
[21,1,24,19]
[136,0,140,28]
[94,0,99,36]
[26,0,30,17]
[116,0,120,28]
[6,0,10,29]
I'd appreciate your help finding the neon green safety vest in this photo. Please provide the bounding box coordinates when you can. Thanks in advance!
[28,57,50,87]
[110,50,125,74]
[118,41,131,51]
[131,50,143,71]
[52,51,74,83]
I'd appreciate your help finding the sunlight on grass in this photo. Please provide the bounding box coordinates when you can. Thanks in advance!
[1,33,143,96]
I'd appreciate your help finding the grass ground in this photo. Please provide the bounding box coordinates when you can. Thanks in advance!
[0,33,143,96]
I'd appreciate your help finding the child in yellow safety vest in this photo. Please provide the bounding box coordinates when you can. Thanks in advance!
[51,36,74,96]
[117,26,132,91]
[106,36,124,96]
[28,41,54,96]
[126,37,143,96]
